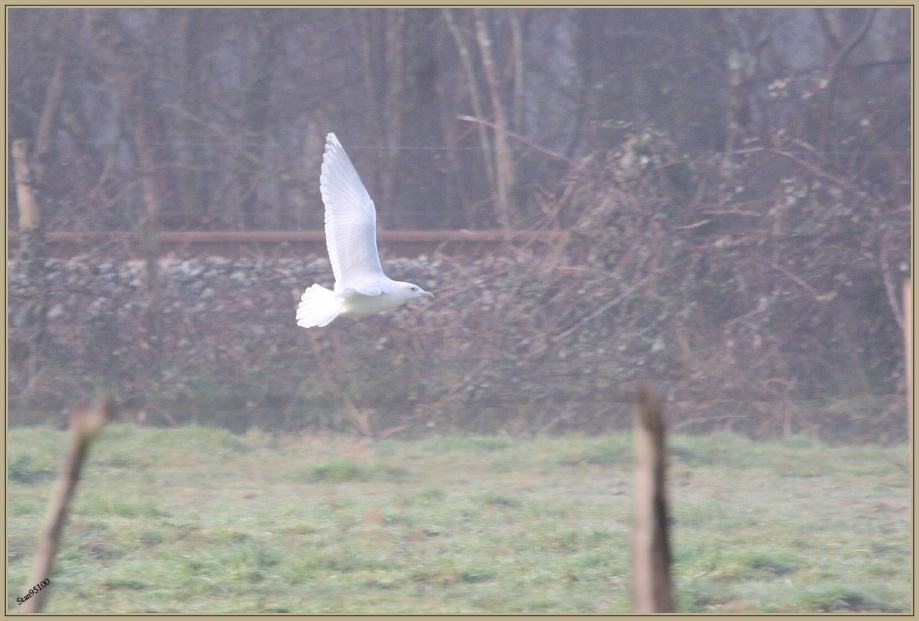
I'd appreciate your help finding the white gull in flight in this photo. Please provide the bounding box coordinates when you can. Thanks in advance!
[296,133,433,328]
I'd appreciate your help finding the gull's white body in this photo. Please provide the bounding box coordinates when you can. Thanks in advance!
[296,133,432,328]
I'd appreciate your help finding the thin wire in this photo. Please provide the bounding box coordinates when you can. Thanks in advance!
[6,138,910,157]
[11,138,520,151]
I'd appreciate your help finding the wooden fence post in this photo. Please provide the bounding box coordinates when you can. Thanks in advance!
[11,139,51,393]
[20,399,115,613]
[632,384,675,613]
[12,139,40,232]
[904,279,911,441]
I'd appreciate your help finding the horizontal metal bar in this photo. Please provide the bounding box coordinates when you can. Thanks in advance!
[8,229,568,244]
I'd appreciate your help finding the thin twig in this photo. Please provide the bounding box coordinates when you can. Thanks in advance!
[757,257,820,299]
[554,269,664,342]
[458,115,575,165]
[733,147,860,194]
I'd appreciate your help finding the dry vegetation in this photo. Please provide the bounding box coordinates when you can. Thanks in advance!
[9,129,909,442]
[7,9,910,441]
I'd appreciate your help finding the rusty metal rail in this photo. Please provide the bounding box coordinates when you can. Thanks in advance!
[8,229,569,259]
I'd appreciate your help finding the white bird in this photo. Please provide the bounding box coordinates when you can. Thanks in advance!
[296,133,434,329]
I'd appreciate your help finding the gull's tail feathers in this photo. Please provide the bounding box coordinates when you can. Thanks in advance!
[296,284,342,328]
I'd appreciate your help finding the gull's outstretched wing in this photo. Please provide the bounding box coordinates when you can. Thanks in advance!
[321,133,386,296]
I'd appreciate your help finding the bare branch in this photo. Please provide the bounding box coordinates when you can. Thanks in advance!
[458,115,575,165]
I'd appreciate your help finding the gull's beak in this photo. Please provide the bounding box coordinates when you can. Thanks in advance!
[423,291,435,299]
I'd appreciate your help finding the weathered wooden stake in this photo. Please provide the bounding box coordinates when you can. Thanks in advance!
[20,399,115,613]
[632,384,675,613]
[12,139,40,231]
[904,279,911,442]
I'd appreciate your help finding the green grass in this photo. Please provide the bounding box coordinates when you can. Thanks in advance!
[7,426,911,613]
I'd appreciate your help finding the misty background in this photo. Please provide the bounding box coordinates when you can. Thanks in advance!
[7,7,911,441]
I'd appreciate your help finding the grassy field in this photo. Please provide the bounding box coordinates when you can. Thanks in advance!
[7,425,911,614]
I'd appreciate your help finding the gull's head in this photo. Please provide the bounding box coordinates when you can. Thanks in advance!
[399,282,435,302]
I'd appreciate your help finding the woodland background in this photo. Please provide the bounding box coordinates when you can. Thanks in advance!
[7,7,912,441]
